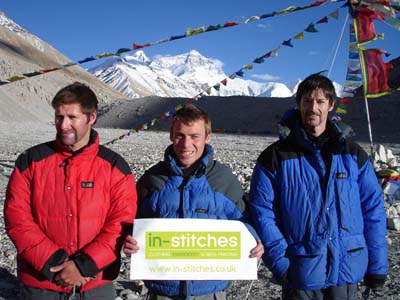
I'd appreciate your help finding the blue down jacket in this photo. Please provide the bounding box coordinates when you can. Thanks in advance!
[249,112,388,290]
[136,144,257,298]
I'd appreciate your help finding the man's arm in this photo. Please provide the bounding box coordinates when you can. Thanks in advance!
[208,161,264,258]
[357,151,388,290]
[248,162,289,279]
[72,163,137,278]
[4,159,68,281]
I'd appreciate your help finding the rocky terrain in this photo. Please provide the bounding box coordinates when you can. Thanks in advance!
[0,124,399,300]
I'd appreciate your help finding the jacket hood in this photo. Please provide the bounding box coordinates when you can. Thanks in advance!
[278,108,355,139]
[278,108,350,152]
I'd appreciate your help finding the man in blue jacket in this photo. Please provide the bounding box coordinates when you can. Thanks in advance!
[124,104,263,300]
[249,73,387,300]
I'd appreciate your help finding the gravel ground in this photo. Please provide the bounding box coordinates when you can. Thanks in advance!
[0,125,399,300]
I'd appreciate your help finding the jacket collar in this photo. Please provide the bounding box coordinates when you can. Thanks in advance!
[279,108,344,152]
[55,129,99,160]
[164,143,214,177]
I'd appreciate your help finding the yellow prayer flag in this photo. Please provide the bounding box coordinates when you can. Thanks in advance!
[186,26,206,36]
[336,107,347,114]
[276,6,297,16]
[294,32,304,40]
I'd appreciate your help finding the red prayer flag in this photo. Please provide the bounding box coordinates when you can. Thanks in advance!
[354,7,384,44]
[347,68,362,74]
[311,0,328,7]
[316,16,329,24]
[339,98,351,105]
[262,51,273,59]
[42,68,61,73]
[223,21,239,27]
[133,43,150,50]
[360,48,392,97]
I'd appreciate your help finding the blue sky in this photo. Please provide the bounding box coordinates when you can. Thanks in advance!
[1,0,399,86]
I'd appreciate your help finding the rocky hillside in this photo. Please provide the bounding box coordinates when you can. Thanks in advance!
[0,12,126,125]
[95,92,400,145]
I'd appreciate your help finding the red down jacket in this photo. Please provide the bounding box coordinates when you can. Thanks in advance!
[5,130,137,292]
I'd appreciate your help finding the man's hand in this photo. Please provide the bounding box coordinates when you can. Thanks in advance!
[50,260,88,289]
[363,273,386,299]
[249,240,264,261]
[123,235,140,257]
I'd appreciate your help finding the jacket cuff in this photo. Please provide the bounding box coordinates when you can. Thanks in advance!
[364,273,387,289]
[272,269,289,286]
[39,249,68,281]
[73,253,100,277]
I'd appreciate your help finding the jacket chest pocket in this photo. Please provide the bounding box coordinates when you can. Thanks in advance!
[335,172,362,232]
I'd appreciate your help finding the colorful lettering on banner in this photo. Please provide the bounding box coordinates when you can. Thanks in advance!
[130,219,258,280]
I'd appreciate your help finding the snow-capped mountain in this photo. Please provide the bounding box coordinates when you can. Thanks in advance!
[90,50,303,99]
[285,80,302,95]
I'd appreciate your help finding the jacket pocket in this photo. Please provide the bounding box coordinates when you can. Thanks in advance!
[335,174,363,232]
[287,240,327,289]
[340,235,368,283]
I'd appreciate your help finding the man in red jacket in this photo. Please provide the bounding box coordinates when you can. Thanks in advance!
[5,82,137,300]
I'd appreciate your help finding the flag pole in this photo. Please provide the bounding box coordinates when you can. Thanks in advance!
[363,96,374,156]
[352,14,375,157]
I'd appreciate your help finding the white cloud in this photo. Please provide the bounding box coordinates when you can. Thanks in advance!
[257,23,273,31]
[251,73,280,81]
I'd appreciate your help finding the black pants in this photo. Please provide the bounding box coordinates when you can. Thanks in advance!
[19,283,115,300]
[282,284,358,300]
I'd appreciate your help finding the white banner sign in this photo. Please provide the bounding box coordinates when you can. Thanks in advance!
[130,218,258,280]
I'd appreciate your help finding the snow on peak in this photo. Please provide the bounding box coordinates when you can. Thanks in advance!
[0,11,25,33]
[90,49,343,99]
[0,11,45,52]
[130,50,150,63]
[187,49,202,56]
[258,82,292,98]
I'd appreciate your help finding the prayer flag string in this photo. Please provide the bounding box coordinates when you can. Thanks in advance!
[102,7,343,146]
[0,0,345,86]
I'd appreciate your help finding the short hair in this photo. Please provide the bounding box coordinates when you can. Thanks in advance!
[295,73,336,106]
[51,82,98,118]
[170,104,211,139]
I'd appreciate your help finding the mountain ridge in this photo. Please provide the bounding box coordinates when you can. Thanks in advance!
[0,11,127,124]
[89,49,340,99]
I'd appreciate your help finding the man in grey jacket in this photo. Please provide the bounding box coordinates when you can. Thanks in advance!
[124,104,263,300]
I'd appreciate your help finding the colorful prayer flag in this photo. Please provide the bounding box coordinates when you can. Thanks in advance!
[359,48,392,97]
[294,32,305,40]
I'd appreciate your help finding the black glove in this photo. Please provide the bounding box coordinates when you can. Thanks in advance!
[272,269,289,286]
[363,274,386,296]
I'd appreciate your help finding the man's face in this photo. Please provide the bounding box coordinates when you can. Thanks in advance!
[55,103,96,152]
[171,119,210,169]
[299,88,334,137]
